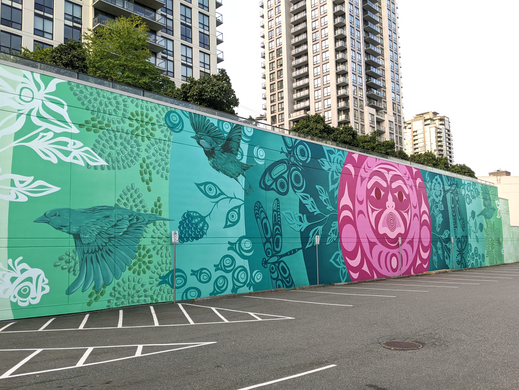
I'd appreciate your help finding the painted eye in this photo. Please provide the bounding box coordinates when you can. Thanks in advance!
[53,212,60,217]
[397,191,404,202]
[375,187,382,200]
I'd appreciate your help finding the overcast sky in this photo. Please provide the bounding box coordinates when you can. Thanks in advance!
[220,0,519,177]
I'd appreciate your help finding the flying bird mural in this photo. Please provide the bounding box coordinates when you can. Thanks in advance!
[34,206,171,295]
[189,113,254,194]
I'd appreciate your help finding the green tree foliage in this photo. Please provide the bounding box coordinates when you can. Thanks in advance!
[409,152,449,170]
[291,114,335,138]
[171,69,239,115]
[449,164,477,179]
[83,15,174,94]
[21,40,88,73]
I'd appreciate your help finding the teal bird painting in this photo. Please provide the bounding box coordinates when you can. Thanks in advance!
[34,206,171,295]
[189,113,254,194]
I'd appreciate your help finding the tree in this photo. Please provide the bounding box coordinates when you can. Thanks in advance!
[449,164,476,179]
[171,69,239,115]
[330,125,359,147]
[21,40,88,73]
[83,15,174,94]
[290,114,335,139]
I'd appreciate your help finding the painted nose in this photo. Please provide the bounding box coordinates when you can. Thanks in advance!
[386,193,395,210]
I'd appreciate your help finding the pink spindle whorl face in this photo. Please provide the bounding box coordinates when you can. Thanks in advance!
[338,154,431,281]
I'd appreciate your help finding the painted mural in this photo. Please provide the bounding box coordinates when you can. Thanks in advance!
[0,61,517,320]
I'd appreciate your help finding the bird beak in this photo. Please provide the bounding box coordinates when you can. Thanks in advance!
[191,135,197,140]
[34,215,49,224]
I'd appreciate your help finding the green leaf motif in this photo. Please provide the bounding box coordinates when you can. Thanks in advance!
[327,221,338,245]
[306,225,323,249]
[282,211,310,232]
[224,204,242,229]
[316,185,334,212]
[297,192,320,215]
[195,181,227,199]
[328,250,344,269]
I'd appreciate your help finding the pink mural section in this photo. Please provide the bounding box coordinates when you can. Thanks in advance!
[338,154,432,281]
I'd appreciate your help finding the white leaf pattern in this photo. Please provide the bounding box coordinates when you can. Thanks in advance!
[0,169,60,202]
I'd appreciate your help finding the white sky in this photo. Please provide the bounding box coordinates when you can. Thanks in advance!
[220,0,519,177]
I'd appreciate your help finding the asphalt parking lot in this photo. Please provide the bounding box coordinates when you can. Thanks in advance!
[2,264,519,389]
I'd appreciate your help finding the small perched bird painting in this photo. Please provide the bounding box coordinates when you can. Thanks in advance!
[34,206,171,295]
[189,113,254,194]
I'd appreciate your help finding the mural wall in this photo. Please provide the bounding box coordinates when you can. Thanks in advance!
[1,62,517,320]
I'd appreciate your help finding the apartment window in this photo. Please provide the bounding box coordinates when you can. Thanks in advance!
[275,16,281,25]
[269,71,275,81]
[34,15,53,39]
[314,77,320,88]
[277,80,283,89]
[322,62,329,73]
[355,29,360,39]
[163,57,174,77]
[164,16,173,35]
[199,31,209,49]
[324,98,331,109]
[270,83,275,92]
[270,104,276,114]
[323,86,330,97]
[324,110,331,121]
[276,37,282,47]
[277,90,283,100]
[276,47,282,57]
[312,31,319,41]
[64,1,81,43]
[314,89,321,100]
[269,51,274,60]
[321,27,328,38]
[321,40,328,50]
[357,63,362,73]
[277,69,283,78]
[275,5,280,15]
[181,44,192,64]
[200,50,210,74]
[277,58,283,67]
[199,12,209,31]
[1,0,22,30]
[35,0,53,15]
[311,9,318,19]
[312,42,319,53]
[322,50,329,62]
[313,66,320,76]
[369,113,375,124]
[350,50,355,60]
[313,54,320,65]
[0,30,21,53]
[278,113,284,122]
[352,74,357,84]
[271,115,277,125]
[323,74,330,84]
[268,19,273,29]
[163,37,173,57]
[180,4,191,23]
[267,9,273,18]
[181,23,192,42]
[320,4,326,14]
[358,76,362,86]
[34,40,52,50]
[278,102,284,111]
[356,52,361,62]
[268,40,274,50]
[162,0,172,15]
[315,101,322,111]
[311,20,318,30]
[181,64,192,81]
[198,0,208,11]
[270,93,276,103]
[320,16,327,26]
[268,30,274,40]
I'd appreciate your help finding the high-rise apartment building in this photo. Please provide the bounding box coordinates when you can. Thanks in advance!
[260,0,404,149]
[404,111,454,164]
[0,0,224,85]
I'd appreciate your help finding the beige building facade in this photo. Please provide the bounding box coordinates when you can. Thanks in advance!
[260,0,404,148]
[478,170,519,227]
[404,111,454,164]
[0,0,224,85]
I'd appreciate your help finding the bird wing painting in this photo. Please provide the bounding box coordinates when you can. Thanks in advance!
[189,112,255,194]
[34,206,171,295]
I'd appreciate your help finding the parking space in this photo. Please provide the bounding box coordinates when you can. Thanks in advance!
[1,264,519,389]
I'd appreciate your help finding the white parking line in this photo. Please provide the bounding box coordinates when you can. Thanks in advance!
[473,271,519,276]
[245,296,353,307]
[150,306,159,326]
[178,304,195,324]
[384,282,458,289]
[431,277,498,282]
[237,364,337,390]
[0,322,15,332]
[78,314,89,329]
[334,286,428,293]
[118,310,123,328]
[406,279,480,286]
[292,290,396,298]
[76,347,93,367]
[0,349,42,379]
[211,308,229,322]
[38,318,55,331]
[453,274,512,280]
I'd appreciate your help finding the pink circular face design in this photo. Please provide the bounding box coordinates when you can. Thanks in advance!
[338,154,431,281]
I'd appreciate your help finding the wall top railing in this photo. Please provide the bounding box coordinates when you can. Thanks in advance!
[0,53,493,187]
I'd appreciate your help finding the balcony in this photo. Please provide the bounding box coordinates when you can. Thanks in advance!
[261,41,265,49]
[367,77,383,88]
[366,65,383,77]
[289,110,307,119]
[148,56,165,70]
[291,33,307,45]
[261,50,265,58]
[338,114,350,123]
[336,64,347,74]
[376,126,385,134]
[291,44,308,56]
[336,76,348,86]
[335,40,346,50]
[364,11,380,24]
[217,31,224,45]
[259,0,263,8]
[292,55,308,67]
[367,88,384,100]
[294,100,310,110]
[216,0,222,8]
[365,43,382,56]
[364,21,381,34]
[216,12,223,26]
[292,66,309,78]
[261,61,265,69]
[261,72,266,79]
[291,11,306,24]
[365,54,383,67]
[262,92,266,100]
[261,82,266,89]
[335,51,347,62]
[334,16,345,27]
[293,77,309,88]
[293,89,309,99]
[92,0,165,31]
[334,28,346,38]
[337,88,349,97]
[262,103,266,110]
[290,0,306,14]
[260,9,264,18]
[364,32,381,45]
[363,0,380,14]
[291,22,307,34]
[337,100,348,109]
[333,4,345,15]
[217,49,224,63]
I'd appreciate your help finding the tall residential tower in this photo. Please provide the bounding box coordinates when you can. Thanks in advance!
[0,0,224,85]
[404,111,454,164]
[260,0,404,148]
